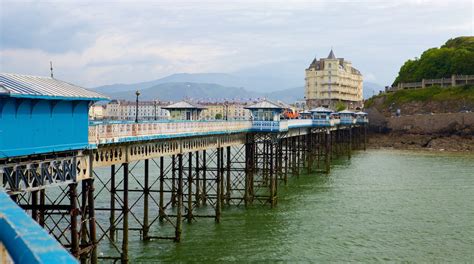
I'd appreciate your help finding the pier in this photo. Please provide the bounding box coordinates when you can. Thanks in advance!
[0,73,368,263]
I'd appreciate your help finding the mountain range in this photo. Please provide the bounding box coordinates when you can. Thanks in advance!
[92,73,383,103]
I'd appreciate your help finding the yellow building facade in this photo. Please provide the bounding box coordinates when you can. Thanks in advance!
[305,49,363,109]
[201,102,252,120]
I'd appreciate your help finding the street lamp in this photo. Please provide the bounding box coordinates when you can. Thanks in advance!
[135,90,140,123]
[224,100,229,121]
[154,99,158,121]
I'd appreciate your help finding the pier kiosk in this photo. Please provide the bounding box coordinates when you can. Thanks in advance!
[0,73,108,158]
[245,100,286,132]
[163,101,206,120]
[355,111,368,124]
[310,107,335,127]
[338,110,357,125]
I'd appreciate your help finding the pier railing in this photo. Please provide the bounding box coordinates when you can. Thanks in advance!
[386,74,474,92]
[0,191,77,263]
[89,120,253,144]
[89,117,366,145]
[288,119,313,128]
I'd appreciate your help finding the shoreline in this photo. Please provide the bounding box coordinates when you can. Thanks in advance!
[367,133,474,152]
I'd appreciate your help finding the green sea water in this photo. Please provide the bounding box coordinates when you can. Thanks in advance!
[103,150,474,262]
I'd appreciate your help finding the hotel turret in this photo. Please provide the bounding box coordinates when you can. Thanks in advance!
[305,49,363,109]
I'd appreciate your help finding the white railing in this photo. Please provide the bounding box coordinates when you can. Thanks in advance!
[288,119,313,128]
[88,117,365,145]
[311,119,338,127]
[89,120,253,145]
[340,117,357,125]
[356,117,369,124]
[251,120,288,132]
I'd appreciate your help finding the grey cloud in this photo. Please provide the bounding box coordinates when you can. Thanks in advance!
[0,0,472,88]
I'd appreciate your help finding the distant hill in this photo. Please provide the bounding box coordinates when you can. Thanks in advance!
[100,78,380,103]
[93,73,246,94]
[107,82,262,101]
[264,86,304,102]
[393,36,474,85]
[94,69,383,103]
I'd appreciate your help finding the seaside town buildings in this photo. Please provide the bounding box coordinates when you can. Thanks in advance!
[89,100,255,121]
[305,49,363,109]
[89,100,170,120]
[200,101,252,120]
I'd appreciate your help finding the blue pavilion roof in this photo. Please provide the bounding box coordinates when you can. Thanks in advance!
[0,73,109,101]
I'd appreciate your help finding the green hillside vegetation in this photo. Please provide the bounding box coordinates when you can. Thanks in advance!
[365,85,474,108]
[393,36,474,86]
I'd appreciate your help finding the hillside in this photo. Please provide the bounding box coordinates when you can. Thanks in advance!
[365,85,474,116]
[393,36,474,85]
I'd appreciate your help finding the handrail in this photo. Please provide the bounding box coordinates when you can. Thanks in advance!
[0,190,77,263]
[89,118,366,144]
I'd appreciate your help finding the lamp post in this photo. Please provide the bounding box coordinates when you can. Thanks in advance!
[224,100,229,121]
[154,99,158,121]
[135,90,140,123]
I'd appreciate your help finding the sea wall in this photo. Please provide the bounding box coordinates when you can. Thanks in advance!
[386,112,474,134]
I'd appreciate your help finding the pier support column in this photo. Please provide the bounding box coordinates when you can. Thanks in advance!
[226,146,231,205]
[363,125,367,151]
[39,189,45,227]
[284,137,289,184]
[220,148,225,207]
[269,140,277,208]
[325,130,331,173]
[110,165,116,241]
[306,131,313,174]
[348,128,352,160]
[292,137,297,176]
[175,154,183,242]
[31,190,38,221]
[80,180,88,264]
[195,151,200,207]
[143,159,149,240]
[87,178,98,264]
[171,155,177,207]
[244,135,255,206]
[187,152,193,223]
[159,157,165,222]
[69,182,79,258]
[202,150,207,206]
[215,148,222,223]
[121,162,129,264]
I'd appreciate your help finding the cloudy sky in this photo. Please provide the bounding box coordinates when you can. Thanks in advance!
[0,0,472,89]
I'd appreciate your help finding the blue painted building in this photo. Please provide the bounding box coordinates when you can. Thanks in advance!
[0,73,108,158]
[338,109,356,125]
[310,106,335,127]
[355,111,369,124]
[245,100,286,132]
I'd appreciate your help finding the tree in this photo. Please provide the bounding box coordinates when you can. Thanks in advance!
[393,37,474,86]
[335,101,346,112]
[215,113,223,120]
